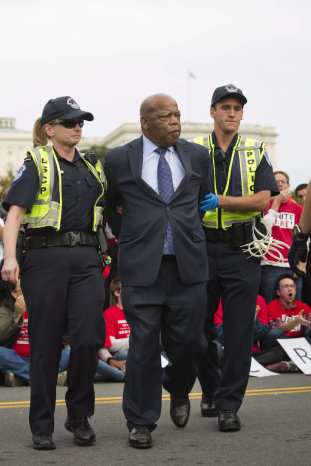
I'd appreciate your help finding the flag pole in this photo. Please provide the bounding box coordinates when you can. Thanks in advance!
[187,73,191,122]
[187,70,196,122]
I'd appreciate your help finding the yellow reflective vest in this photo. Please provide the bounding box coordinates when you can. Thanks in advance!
[22,146,106,231]
[192,134,265,230]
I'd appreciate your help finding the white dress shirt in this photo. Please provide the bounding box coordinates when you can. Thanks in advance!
[141,135,185,193]
[141,135,185,254]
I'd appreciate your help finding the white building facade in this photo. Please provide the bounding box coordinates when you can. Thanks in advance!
[0,118,277,176]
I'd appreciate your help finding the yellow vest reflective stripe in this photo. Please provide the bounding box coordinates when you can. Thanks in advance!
[22,146,105,231]
[192,135,218,227]
[81,155,106,229]
[192,135,264,230]
[221,137,263,229]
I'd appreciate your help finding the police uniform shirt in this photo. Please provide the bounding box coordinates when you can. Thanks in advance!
[212,132,279,196]
[4,149,104,233]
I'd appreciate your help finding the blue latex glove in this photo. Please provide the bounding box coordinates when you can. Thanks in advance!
[200,193,219,211]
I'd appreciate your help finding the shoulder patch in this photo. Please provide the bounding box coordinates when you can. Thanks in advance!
[24,155,32,162]
[13,164,26,183]
[263,149,272,166]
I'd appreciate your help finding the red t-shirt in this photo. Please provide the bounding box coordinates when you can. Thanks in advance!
[267,299,311,337]
[104,305,131,339]
[215,296,268,351]
[11,310,29,357]
[264,200,303,265]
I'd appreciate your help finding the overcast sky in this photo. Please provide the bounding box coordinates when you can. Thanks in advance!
[1,0,310,189]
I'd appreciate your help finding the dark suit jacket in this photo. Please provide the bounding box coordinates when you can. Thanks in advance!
[104,136,210,286]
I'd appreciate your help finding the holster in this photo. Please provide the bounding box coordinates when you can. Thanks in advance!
[205,219,260,249]
[97,226,108,267]
[16,230,26,272]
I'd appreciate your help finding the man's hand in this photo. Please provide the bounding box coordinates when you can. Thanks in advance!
[295,309,310,327]
[109,359,126,372]
[14,295,26,315]
[104,223,115,241]
[287,239,308,277]
[277,188,291,204]
[200,193,219,212]
[1,258,20,283]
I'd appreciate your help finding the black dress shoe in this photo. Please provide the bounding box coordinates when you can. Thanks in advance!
[65,417,96,446]
[218,410,241,432]
[170,394,190,428]
[200,396,218,417]
[32,434,56,450]
[129,426,152,448]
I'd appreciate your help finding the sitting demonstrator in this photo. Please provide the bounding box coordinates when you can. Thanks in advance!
[97,277,130,381]
[266,273,311,349]
[104,277,130,357]
[253,273,311,373]
[0,279,68,386]
[0,277,24,350]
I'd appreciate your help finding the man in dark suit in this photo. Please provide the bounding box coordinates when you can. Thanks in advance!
[104,94,209,448]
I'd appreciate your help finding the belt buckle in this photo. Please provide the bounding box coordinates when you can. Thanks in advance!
[69,232,81,246]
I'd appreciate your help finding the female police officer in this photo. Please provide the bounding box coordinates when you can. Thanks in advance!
[1,96,106,450]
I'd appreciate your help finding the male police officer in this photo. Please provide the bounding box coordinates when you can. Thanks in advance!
[195,84,278,431]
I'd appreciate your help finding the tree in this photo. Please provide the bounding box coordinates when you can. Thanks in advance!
[0,169,14,199]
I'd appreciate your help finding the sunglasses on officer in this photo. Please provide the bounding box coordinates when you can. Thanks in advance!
[51,119,84,129]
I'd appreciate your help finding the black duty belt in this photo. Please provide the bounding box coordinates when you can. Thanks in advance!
[204,222,255,249]
[25,231,99,249]
[204,228,233,243]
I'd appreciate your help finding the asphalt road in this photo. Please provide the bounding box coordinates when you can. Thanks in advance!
[0,374,310,466]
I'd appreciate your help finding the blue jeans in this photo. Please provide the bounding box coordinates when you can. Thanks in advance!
[94,349,127,382]
[266,328,311,348]
[266,328,290,348]
[0,348,69,384]
[260,265,302,304]
[57,348,127,383]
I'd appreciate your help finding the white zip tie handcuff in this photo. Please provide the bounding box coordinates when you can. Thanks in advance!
[241,217,289,264]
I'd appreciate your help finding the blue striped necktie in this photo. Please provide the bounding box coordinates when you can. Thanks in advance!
[155,147,175,254]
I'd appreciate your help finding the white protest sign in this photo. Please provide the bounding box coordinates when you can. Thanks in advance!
[249,357,279,377]
[277,337,311,375]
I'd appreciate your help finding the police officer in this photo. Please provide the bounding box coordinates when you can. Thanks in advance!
[195,85,278,431]
[1,96,106,450]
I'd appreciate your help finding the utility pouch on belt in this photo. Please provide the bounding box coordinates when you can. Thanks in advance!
[97,226,108,268]
[243,222,253,244]
[231,223,243,249]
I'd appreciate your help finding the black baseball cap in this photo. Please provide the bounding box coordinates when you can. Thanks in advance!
[211,84,247,107]
[41,96,94,124]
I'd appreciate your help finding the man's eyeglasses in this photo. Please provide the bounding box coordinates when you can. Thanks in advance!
[275,179,288,185]
[52,119,84,129]
[280,284,296,289]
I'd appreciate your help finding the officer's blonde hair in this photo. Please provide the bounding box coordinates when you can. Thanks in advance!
[33,118,56,148]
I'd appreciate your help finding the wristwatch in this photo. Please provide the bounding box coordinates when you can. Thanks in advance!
[293,224,309,242]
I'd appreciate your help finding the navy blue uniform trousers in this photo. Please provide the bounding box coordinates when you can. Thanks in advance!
[122,257,207,429]
[198,242,261,412]
[21,245,106,435]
